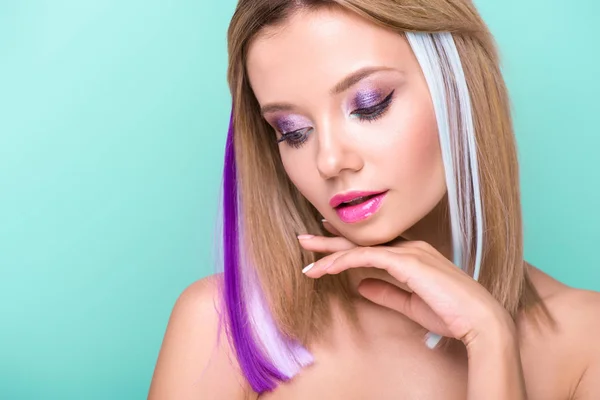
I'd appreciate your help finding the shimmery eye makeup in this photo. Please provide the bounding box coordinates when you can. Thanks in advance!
[276,127,313,148]
[270,114,314,149]
[273,114,310,134]
[351,89,386,109]
[350,89,395,122]
[272,88,396,149]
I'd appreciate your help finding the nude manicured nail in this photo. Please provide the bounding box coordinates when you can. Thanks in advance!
[424,332,442,349]
[297,234,315,240]
[302,263,314,274]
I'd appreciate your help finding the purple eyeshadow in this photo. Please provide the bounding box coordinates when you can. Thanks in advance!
[352,89,384,109]
[274,114,308,133]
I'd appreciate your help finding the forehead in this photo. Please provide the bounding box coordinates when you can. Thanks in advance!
[246,7,416,102]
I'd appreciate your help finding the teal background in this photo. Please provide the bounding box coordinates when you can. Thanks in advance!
[0,1,598,399]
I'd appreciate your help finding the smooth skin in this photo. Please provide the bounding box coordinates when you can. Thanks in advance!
[149,6,600,400]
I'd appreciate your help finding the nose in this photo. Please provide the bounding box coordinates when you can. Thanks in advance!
[315,121,364,180]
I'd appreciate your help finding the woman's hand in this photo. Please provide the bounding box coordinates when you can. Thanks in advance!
[299,223,528,399]
[299,221,528,399]
[298,223,514,350]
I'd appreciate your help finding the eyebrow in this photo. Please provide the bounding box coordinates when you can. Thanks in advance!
[259,66,396,116]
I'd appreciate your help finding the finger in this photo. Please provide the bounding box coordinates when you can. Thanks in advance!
[321,219,342,237]
[297,234,356,253]
[378,242,459,277]
[307,247,431,285]
[388,240,448,264]
[383,243,470,279]
[301,248,350,274]
[317,247,482,321]
[358,278,412,315]
[357,278,448,336]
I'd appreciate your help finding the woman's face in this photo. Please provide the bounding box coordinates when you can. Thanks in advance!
[246,7,446,246]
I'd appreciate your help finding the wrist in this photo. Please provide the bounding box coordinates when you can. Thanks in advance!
[466,308,517,355]
[465,312,527,400]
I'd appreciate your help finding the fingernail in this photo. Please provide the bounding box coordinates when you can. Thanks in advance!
[424,332,442,349]
[302,263,314,274]
[297,234,314,240]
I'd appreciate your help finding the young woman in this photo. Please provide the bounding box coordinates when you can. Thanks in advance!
[149,1,600,398]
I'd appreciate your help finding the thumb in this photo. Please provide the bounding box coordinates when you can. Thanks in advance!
[357,278,449,337]
[358,278,413,316]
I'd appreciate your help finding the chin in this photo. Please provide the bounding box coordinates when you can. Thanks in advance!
[341,222,404,247]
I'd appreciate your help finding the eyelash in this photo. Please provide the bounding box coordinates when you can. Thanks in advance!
[276,90,395,149]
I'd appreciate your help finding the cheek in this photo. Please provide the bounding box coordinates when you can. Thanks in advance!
[280,151,324,205]
[401,115,441,181]
[377,92,445,194]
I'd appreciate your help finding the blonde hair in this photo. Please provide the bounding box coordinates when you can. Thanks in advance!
[221,0,546,393]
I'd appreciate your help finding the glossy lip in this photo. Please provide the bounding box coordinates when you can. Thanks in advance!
[334,191,388,224]
[329,190,388,208]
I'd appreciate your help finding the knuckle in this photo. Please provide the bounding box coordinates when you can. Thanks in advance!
[400,252,421,266]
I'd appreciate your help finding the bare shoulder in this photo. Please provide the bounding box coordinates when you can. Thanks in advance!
[535,268,600,345]
[551,285,600,398]
[525,266,600,398]
[148,273,253,400]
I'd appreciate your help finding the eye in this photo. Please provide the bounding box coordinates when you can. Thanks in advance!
[276,127,313,149]
[351,90,395,122]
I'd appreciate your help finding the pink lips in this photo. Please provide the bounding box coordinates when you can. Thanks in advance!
[330,190,388,223]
